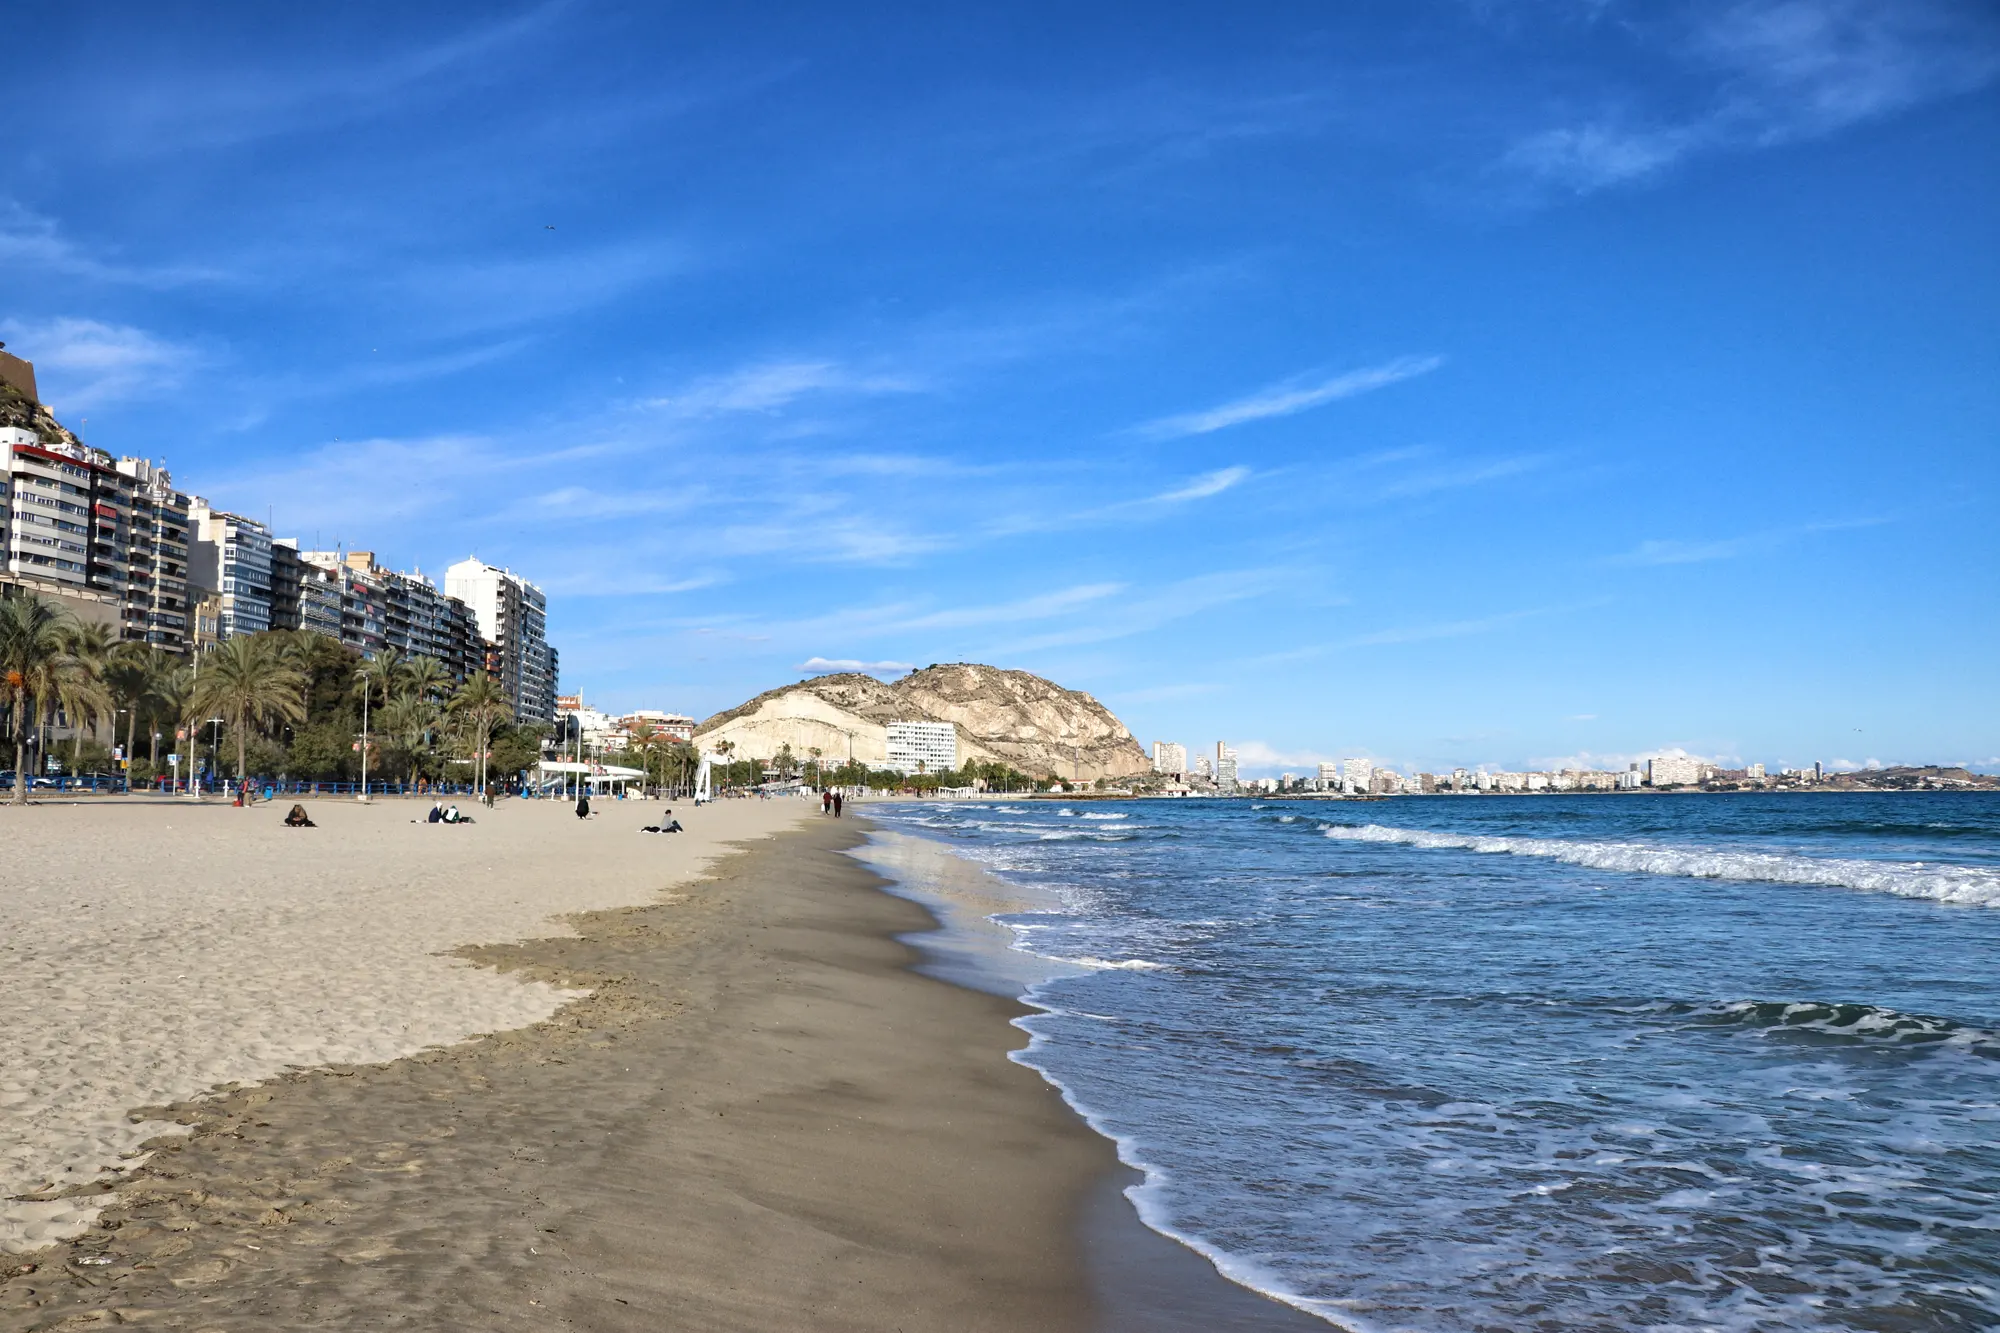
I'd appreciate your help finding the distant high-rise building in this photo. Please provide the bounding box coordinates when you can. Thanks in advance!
[1647,754,1703,787]
[188,500,273,639]
[1341,758,1373,795]
[1190,755,1213,779]
[1153,741,1188,776]
[886,720,958,775]
[1317,761,1340,782]
[1214,741,1238,791]
[446,557,556,722]
[1746,763,1765,780]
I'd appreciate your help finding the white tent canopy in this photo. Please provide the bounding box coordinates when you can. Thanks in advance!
[536,760,648,795]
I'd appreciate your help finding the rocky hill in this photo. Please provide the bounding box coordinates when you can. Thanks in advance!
[696,663,1151,781]
[0,380,84,451]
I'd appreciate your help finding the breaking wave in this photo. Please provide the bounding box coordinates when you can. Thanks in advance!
[1321,824,2000,906]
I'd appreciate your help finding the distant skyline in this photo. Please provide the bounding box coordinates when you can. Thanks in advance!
[4,2,1996,775]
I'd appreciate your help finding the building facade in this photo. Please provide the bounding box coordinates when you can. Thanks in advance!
[886,720,958,775]
[1,426,192,649]
[188,500,274,638]
[1647,754,1703,787]
[1152,741,1187,776]
[1214,742,1238,791]
[445,558,556,723]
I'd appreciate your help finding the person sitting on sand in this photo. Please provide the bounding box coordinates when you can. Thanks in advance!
[442,803,472,824]
[576,791,591,820]
[426,801,444,824]
[641,807,684,833]
[283,804,315,828]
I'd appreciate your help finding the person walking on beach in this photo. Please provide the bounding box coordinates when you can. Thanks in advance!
[833,790,843,817]
[822,788,832,815]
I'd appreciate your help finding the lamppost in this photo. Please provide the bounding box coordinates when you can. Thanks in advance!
[203,717,224,798]
[358,683,371,802]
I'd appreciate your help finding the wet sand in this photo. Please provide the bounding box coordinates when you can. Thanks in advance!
[1,812,1322,1330]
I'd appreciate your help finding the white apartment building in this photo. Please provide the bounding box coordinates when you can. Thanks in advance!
[1214,742,1238,791]
[1341,758,1372,795]
[1191,755,1213,779]
[1317,761,1340,782]
[188,500,274,638]
[446,557,557,723]
[1648,754,1703,787]
[886,720,958,775]
[1747,763,1766,780]
[1153,741,1188,776]
[623,709,695,742]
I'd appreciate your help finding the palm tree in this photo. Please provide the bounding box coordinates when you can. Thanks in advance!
[104,642,168,771]
[0,593,85,803]
[151,661,192,771]
[808,745,823,788]
[448,671,512,797]
[380,692,439,786]
[712,738,736,791]
[401,654,451,703]
[188,635,307,789]
[353,647,404,713]
[53,621,116,767]
[279,629,351,719]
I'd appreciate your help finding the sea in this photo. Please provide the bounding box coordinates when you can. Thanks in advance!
[855,793,2000,1333]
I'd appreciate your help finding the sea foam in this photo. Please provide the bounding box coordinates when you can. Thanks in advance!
[1321,823,2000,906]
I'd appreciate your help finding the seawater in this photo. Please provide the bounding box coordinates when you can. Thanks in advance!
[862,793,2000,1332]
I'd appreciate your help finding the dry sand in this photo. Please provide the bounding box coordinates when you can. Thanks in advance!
[0,792,808,1252]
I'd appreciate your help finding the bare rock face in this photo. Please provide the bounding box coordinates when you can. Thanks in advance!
[695,664,1151,781]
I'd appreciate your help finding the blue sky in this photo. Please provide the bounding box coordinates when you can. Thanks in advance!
[5,0,1997,774]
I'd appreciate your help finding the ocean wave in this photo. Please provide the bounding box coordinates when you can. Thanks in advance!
[1647,999,2000,1055]
[1067,956,1172,971]
[1081,811,1130,821]
[1320,824,2000,906]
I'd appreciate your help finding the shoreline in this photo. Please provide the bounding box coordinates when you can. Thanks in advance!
[1,810,1318,1329]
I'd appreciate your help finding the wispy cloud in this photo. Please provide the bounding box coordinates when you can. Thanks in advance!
[1244,600,1598,666]
[643,360,921,418]
[0,316,202,409]
[1607,517,1888,566]
[1134,355,1444,439]
[0,202,225,288]
[1148,466,1251,503]
[1502,0,2000,194]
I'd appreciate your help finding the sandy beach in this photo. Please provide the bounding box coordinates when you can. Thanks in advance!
[0,796,1319,1330]
[0,793,807,1257]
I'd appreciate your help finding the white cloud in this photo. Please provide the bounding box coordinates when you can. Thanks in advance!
[797,657,913,675]
[0,316,201,408]
[1135,355,1443,439]
[1528,744,1740,772]
[1232,739,1340,772]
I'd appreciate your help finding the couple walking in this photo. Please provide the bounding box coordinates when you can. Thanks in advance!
[820,788,844,817]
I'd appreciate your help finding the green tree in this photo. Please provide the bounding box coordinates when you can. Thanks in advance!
[53,621,116,765]
[0,593,86,804]
[380,691,440,785]
[448,671,512,797]
[188,635,308,787]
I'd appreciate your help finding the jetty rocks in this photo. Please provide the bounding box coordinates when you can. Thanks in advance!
[696,663,1152,782]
